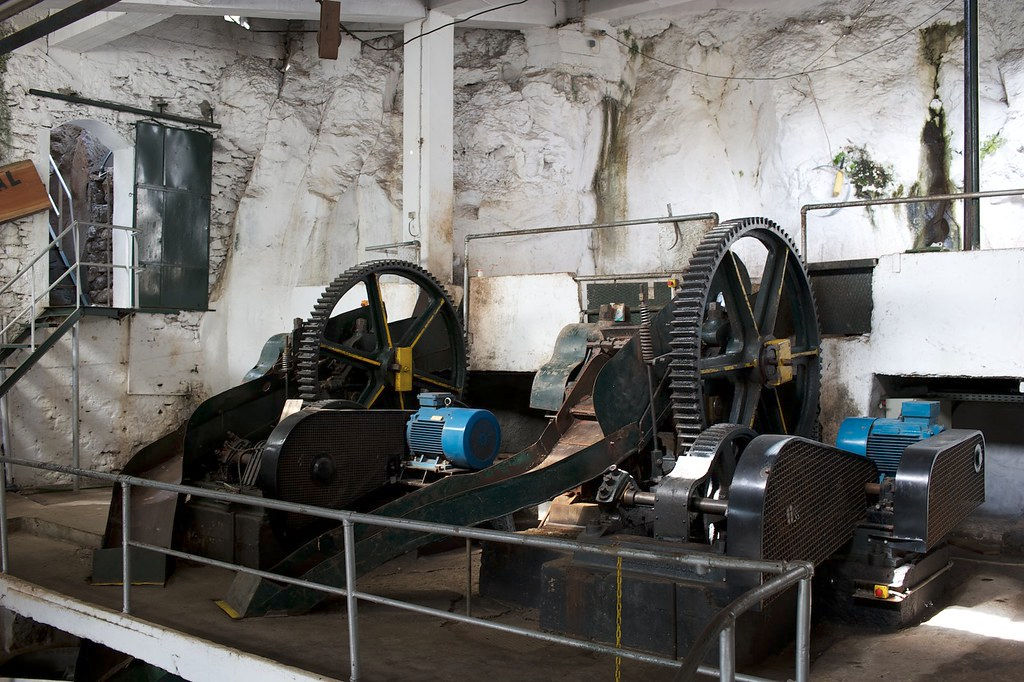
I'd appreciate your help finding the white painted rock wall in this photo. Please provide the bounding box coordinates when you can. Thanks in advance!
[3,1,1024,483]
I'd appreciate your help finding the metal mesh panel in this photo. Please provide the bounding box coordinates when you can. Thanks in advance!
[759,441,874,564]
[926,433,985,546]
[276,411,409,508]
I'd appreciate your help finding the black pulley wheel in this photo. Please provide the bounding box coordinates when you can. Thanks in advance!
[294,259,467,407]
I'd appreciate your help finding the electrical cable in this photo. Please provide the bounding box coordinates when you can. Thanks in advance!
[341,0,530,51]
[599,0,957,82]
[245,0,528,43]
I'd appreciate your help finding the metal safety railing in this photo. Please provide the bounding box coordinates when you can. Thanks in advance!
[0,158,140,490]
[799,187,1024,262]
[462,212,720,339]
[0,455,812,682]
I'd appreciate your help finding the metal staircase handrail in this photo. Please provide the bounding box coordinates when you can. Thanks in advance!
[47,154,90,308]
[0,220,80,299]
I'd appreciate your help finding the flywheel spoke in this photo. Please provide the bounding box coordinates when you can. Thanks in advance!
[771,388,788,434]
[728,381,762,427]
[699,352,754,376]
[396,297,444,349]
[721,251,760,339]
[359,378,387,407]
[754,248,788,335]
[413,371,458,392]
[319,339,381,368]
[363,274,393,350]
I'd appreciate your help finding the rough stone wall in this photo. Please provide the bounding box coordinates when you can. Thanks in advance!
[452,2,1024,276]
[0,15,293,484]
[2,1,1024,484]
[198,32,404,391]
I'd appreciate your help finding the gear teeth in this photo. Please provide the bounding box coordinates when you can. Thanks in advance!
[669,217,820,454]
[293,259,468,404]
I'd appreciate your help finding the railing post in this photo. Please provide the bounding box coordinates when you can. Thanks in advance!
[121,481,131,614]
[0,456,9,574]
[343,518,359,681]
[29,270,35,352]
[0,366,12,477]
[795,575,812,682]
[718,622,735,682]
[465,537,472,616]
[71,321,80,491]
[72,219,81,307]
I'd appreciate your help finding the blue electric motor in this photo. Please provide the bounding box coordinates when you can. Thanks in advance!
[406,393,501,470]
[836,400,945,477]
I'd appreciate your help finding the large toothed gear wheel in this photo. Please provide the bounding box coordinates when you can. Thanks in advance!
[670,217,821,455]
[295,260,468,408]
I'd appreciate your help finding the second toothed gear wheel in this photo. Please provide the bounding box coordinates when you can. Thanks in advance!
[294,260,467,407]
[669,217,821,456]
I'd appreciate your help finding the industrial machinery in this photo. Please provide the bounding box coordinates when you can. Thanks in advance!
[92,217,986,672]
[820,400,985,626]
[94,259,469,580]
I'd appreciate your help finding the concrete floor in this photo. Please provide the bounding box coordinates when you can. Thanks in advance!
[4,488,1024,681]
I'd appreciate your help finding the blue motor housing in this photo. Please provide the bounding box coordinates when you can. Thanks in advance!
[406,393,501,470]
[836,400,945,477]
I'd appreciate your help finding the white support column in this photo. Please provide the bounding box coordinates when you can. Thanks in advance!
[402,11,454,284]
[111,148,135,309]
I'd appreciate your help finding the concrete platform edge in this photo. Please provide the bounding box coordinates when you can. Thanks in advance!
[0,573,336,681]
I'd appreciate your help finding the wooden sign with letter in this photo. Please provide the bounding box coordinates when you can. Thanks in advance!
[0,160,50,224]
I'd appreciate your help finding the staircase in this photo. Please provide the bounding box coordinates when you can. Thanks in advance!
[0,156,138,484]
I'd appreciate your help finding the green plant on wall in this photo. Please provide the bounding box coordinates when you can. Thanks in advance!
[832,144,897,200]
[980,132,1005,161]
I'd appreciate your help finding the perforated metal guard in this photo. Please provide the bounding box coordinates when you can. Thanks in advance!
[894,429,985,552]
[263,410,410,509]
[727,436,876,564]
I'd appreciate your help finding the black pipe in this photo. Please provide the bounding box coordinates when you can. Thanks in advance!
[29,89,221,130]
[0,0,121,55]
[963,0,981,249]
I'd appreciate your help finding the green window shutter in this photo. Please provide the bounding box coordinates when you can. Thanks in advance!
[134,121,212,310]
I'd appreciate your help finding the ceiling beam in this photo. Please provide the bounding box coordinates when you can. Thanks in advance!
[0,0,46,24]
[0,0,122,54]
[38,0,427,24]
[583,0,703,20]
[425,0,570,28]
[48,9,170,51]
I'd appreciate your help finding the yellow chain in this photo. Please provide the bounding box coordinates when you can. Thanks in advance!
[615,555,623,682]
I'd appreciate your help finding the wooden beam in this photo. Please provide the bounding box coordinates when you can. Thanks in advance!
[317,0,340,60]
[0,0,122,54]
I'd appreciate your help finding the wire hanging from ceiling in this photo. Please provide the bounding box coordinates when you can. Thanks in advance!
[599,0,958,83]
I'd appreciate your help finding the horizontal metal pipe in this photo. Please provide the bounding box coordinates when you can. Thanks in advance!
[799,187,1024,258]
[0,455,795,575]
[574,271,679,282]
[364,240,421,253]
[133,543,779,681]
[462,211,719,334]
[355,589,769,682]
[29,89,220,129]
[76,222,140,233]
[466,213,719,242]
[130,540,351,600]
